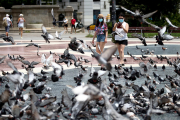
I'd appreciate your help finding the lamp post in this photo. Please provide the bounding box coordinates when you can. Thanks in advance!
[112,0,116,32]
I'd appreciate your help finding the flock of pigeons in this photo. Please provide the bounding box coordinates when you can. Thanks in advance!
[0,33,180,120]
[0,6,180,120]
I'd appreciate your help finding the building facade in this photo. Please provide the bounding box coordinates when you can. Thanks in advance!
[54,0,110,26]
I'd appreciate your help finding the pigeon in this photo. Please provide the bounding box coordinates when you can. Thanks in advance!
[41,25,54,43]
[2,36,16,45]
[51,8,63,26]
[55,30,65,40]
[51,62,64,79]
[20,60,40,68]
[143,18,174,40]
[41,53,53,69]
[88,45,117,71]
[131,33,147,46]
[162,47,167,50]
[120,6,157,23]
[26,43,41,48]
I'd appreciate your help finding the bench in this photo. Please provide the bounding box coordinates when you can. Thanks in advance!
[129,27,180,33]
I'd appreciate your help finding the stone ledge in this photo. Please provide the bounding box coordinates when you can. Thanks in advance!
[26,24,43,29]
[11,5,60,9]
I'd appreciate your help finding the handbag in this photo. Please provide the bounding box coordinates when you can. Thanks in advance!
[111,33,116,43]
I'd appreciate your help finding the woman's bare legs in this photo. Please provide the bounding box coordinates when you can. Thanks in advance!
[117,44,125,64]
[20,28,23,37]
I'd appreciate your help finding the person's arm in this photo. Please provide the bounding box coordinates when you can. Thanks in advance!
[92,30,97,44]
[10,21,13,27]
[17,18,20,24]
[23,18,26,22]
[104,23,108,43]
[121,23,129,33]
[104,30,108,43]
[113,23,118,31]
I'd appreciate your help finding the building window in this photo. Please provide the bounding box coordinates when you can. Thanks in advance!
[93,0,100,1]
[93,10,100,24]
[59,0,62,2]
[70,0,77,2]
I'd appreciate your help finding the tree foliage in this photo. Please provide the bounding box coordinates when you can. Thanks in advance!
[113,0,180,27]
[0,0,57,9]
[0,0,37,9]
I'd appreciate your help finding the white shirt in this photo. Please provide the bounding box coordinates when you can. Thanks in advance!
[18,18,24,27]
[64,19,68,24]
[115,22,128,41]
[3,17,11,26]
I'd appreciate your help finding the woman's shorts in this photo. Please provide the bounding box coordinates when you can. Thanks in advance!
[115,40,128,46]
[64,24,68,27]
[5,26,10,32]
[97,34,105,42]
[71,25,75,28]
[18,24,24,28]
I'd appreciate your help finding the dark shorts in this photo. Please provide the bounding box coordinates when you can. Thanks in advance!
[71,24,75,28]
[115,40,128,46]
[5,26,10,32]
[97,34,106,42]
[64,24,68,27]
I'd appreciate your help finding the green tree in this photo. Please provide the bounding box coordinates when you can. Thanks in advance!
[111,0,180,27]
[0,0,37,9]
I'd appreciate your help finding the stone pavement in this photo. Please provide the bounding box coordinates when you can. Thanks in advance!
[0,32,180,119]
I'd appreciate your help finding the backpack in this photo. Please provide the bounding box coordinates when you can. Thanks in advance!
[2,18,8,27]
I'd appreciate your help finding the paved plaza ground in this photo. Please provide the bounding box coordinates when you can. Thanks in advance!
[0,30,180,120]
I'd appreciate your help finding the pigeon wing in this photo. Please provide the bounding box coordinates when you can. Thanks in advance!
[59,30,65,37]
[158,26,166,36]
[7,61,18,72]
[101,45,117,61]
[41,25,47,34]
[165,17,178,28]
[21,60,31,65]
[46,54,53,65]
[41,54,46,64]
[55,31,58,37]
[142,10,158,19]
[61,89,72,108]
[120,6,135,15]
[0,55,7,64]
[48,34,54,39]
[143,18,160,31]
[97,70,107,78]
[51,8,54,19]
[69,54,77,62]
[30,61,40,66]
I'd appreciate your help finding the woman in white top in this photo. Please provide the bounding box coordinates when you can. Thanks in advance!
[17,14,25,39]
[113,13,129,66]
[63,17,68,33]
